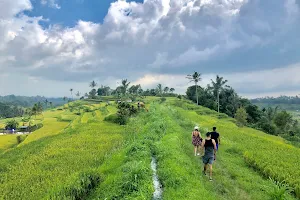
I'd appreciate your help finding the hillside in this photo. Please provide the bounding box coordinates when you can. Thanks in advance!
[0,98,299,200]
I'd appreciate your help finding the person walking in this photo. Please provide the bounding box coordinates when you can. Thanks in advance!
[210,127,220,160]
[192,126,202,156]
[201,132,217,181]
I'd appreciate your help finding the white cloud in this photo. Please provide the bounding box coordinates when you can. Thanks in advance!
[41,0,61,9]
[0,0,300,97]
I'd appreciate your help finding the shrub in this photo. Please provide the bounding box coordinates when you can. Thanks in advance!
[28,123,43,132]
[115,102,138,125]
[16,135,28,144]
[104,114,119,123]
[50,171,101,200]
[235,107,248,127]
[160,97,166,103]
[5,119,19,130]
[266,177,293,200]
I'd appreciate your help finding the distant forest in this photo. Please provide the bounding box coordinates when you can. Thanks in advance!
[251,96,300,105]
[0,95,65,107]
[0,95,65,119]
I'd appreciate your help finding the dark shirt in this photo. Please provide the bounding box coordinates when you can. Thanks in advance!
[204,139,214,157]
[210,131,219,144]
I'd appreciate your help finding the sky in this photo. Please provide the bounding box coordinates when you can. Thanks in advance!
[0,0,300,98]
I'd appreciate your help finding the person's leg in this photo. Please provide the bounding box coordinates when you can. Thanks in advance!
[209,164,213,179]
[203,164,207,175]
[197,146,201,155]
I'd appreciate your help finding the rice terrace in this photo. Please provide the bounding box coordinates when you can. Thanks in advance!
[1,0,300,200]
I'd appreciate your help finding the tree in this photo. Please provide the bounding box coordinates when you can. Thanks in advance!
[163,87,169,94]
[97,85,110,96]
[186,72,201,105]
[70,89,73,100]
[121,79,130,95]
[129,85,140,95]
[235,107,248,127]
[274,111,293,133]
[31,103,43,118]
[89,89,97,99]
[63,96,67,102]
[5,119,19,130]
[170,88,175,93]
[264,106,280,123]
[156,84,163,97]
[49,102,53,108]
[90,80,97,89]
[44,99,48,108]
[75,91,81,98]
[210,75,228,113]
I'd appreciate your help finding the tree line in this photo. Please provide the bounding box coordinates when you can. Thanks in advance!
[251,96,300,105]
[69,79,177,100]
[185,72,300,146]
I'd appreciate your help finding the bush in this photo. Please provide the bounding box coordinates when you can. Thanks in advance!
[50,171,101,200]
[16,135,28,144]
[160,97,166,103]
[104,114,119,123]
[235,107,248,127]
[28,123,43,132]
[5,119,19,130]
[115,102,138,125]
[266,177,293,200]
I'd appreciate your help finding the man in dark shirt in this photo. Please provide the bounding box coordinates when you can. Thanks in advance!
[210,127,220,149]
[210,127,220,160]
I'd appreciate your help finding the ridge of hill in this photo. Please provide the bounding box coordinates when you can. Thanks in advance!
[0,98,299,199]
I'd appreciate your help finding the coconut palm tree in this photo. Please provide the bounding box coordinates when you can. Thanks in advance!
[156,84,163,97]
[70,89,73,100]
[44,99,48,108]
[210,75,228,113]
[90,80,97,88]
[163,87,169,94]
[186,72,201,105]
[170,88,175,93]
[121,79,130,95]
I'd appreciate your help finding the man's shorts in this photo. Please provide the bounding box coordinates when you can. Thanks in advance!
[202,156,214,165]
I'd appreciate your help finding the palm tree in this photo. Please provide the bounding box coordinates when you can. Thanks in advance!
[70,89,73,100]
[121,79,130,95]
[44,99,48,108]
[210,75,228,113]
[170,88,175,93]
[49,102,53,108]
[186,72,201,105]
[76,91,81,98]
[156,84,163,97]
[90,80,97,88]
[163,87,169,94]
[63,96,67,102]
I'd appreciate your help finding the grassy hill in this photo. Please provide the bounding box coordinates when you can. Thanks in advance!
[0,98,299,199]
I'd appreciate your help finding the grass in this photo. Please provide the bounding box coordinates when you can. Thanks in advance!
[0,98,299,199]
[0,103,125,200]
[172,100,299,199]
[0,135,18,153]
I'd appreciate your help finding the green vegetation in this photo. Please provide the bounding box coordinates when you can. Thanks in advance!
[0,97,299,199]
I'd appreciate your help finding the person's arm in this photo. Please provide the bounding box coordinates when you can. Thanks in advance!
[199,131,202,139]
[200,139,205,156]
[212,139,217,154]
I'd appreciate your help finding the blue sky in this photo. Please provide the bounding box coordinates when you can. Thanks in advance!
[25,0,143,27]
[0,0,300,98]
